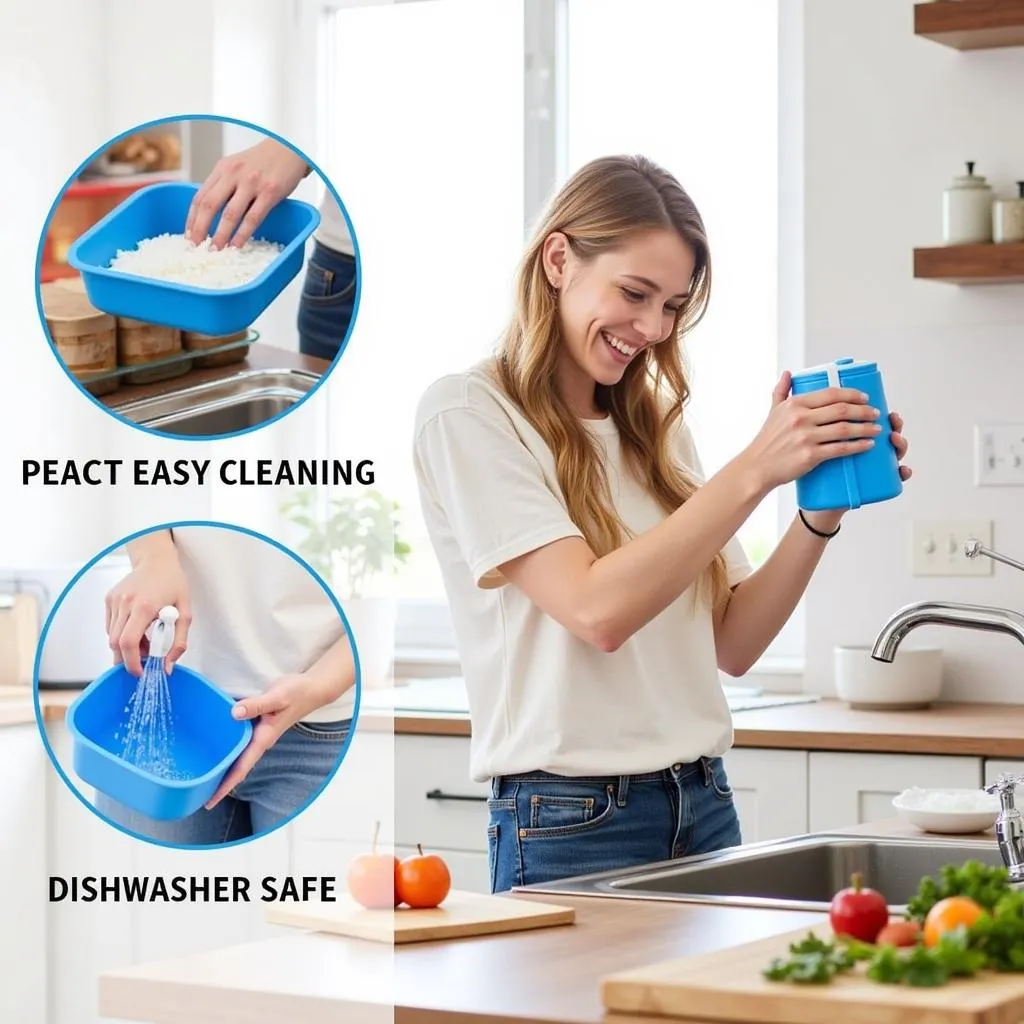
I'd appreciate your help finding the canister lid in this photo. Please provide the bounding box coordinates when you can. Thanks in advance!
[791,357,877,387]
[948,160,991,191]
[40,282,115,338]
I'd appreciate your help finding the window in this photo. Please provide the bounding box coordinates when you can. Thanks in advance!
[313,0,793,663]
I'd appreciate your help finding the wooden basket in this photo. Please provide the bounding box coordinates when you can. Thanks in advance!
[40,282,119,396]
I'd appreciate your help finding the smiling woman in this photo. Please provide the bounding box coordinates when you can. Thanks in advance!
[412,154,912,893]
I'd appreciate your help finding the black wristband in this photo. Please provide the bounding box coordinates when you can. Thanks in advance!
[798,509,841,540]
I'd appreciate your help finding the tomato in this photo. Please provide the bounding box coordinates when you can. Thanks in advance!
[346,821,400,909]
[397,844,451,909]
[923,896,985,947]
[829,872,889,943]
[875,920,922,948]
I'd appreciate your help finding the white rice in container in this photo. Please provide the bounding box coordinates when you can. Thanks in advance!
[108,233,284,289]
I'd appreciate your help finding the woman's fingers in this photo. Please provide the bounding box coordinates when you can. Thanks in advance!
[186,175,237,245]
[771,371,792,407]
[209,180,259,250]
[794,386,869,410]
[804,401,881,426]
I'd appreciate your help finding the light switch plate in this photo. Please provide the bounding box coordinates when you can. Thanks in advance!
[912,519,993,577]
[975,424,1024,486]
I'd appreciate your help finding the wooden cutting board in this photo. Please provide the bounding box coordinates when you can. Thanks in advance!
[600,922,1024,1024]
[266,889,575,944]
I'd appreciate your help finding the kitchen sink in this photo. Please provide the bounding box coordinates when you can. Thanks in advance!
[514,833,1006,913]
[109,368,319,435]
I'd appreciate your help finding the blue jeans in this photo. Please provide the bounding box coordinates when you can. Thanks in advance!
[95,719,351,847]
[486,756,742,893]
[297,240,357,363]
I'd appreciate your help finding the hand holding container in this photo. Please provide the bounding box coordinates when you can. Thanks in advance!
[790,357,903,512]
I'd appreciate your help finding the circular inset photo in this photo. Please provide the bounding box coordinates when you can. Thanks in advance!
[36,115,360,440]
[34,522,360,849]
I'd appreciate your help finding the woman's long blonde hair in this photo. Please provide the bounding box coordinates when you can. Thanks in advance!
[494,154,729,610]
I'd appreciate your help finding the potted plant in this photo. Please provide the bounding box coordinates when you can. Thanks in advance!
[278,487,412,689]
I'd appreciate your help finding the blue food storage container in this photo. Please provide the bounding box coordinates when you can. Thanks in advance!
[66,182,320,336]
[790,357,903,511]
[65,663,252,822]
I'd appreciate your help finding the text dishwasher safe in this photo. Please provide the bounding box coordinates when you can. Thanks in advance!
[790,358,903,511]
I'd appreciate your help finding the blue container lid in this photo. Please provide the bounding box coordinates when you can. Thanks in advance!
[791,357,877,387]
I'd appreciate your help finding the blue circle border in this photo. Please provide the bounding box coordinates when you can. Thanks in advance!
[32,519,363,852]
[34,113,362,442]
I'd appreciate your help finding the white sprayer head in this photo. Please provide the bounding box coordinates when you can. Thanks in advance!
[145,606,180,660]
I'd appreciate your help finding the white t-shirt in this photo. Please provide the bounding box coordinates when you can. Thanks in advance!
[169,526,355,723]
[413,362,753,783]
[315,193,355,257]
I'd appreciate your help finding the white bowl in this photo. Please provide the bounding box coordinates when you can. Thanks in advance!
[835,645,943,710]
[892,787,999,834]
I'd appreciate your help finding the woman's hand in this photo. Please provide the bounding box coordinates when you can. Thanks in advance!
[105,539,191,677]
[185,138,309,250]
[204,636,354,810]
[204,673,335,810]
[890,410,912,481]
[740,371,884,494]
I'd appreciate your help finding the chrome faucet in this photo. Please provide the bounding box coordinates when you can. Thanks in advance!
[870,539,1024,881]
[870,539,1024,663]
[984,774,1024,885]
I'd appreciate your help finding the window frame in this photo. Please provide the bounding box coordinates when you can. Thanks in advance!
[306,0,804,677]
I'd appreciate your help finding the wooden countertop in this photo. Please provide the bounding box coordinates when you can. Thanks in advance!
[99,342,329,410]
[98,820,1001,1024]
[377,698,1024,758]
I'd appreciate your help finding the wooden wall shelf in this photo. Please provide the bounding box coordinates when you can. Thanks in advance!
[914,1,1024,50]
[914,243,1024,283]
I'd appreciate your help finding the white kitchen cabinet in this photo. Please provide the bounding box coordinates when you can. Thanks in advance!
[722,748,808,843]
[808,752,982,832]
[293,725,396,846]
[0,724,47,1024]
[395,733,489,854]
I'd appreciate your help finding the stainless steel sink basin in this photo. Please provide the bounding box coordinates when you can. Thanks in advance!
[109,368,319,435]
[514,833,1005,913]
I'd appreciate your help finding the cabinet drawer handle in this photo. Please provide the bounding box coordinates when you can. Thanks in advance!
[425,788,487,803]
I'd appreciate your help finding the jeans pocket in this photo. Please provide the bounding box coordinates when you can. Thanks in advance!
[706,757,734,802]
[487,823,500,893]
[518,783,616,839]
[301,257,357,306]
[292,719,351,742]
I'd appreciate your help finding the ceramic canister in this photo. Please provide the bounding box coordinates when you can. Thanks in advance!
[943,161,994,245]
[993,181,1024,244]
[790,358,903,512]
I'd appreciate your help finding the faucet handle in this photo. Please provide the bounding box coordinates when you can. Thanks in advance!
[964,539,1024,574]
[985,774,1024,806]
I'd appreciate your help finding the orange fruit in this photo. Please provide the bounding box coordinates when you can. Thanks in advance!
[396,844,451,909]
[923,896,985,946]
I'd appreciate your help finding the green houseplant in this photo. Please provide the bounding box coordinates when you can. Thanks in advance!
[279,488,412,688]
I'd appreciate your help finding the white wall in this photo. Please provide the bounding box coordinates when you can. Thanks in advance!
[801,0,1024,701]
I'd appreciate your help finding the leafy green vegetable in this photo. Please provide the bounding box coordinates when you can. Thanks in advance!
[905,861,1010,922]
[766,859,1024,988]
[866,945,905,984]
[761,932,862,984]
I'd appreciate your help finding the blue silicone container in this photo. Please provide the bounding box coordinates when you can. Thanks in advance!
[790,357,903,511]
[66,182,320,335]
[65,663,252,821]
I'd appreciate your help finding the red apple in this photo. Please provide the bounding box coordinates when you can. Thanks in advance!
[829,872,889,943]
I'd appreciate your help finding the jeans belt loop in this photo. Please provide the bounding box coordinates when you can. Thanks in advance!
[616,775,630,808]
[701,757,712,788]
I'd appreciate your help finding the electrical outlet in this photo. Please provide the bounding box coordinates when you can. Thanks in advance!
[912,519,993,577]
[975,424,1024,486]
